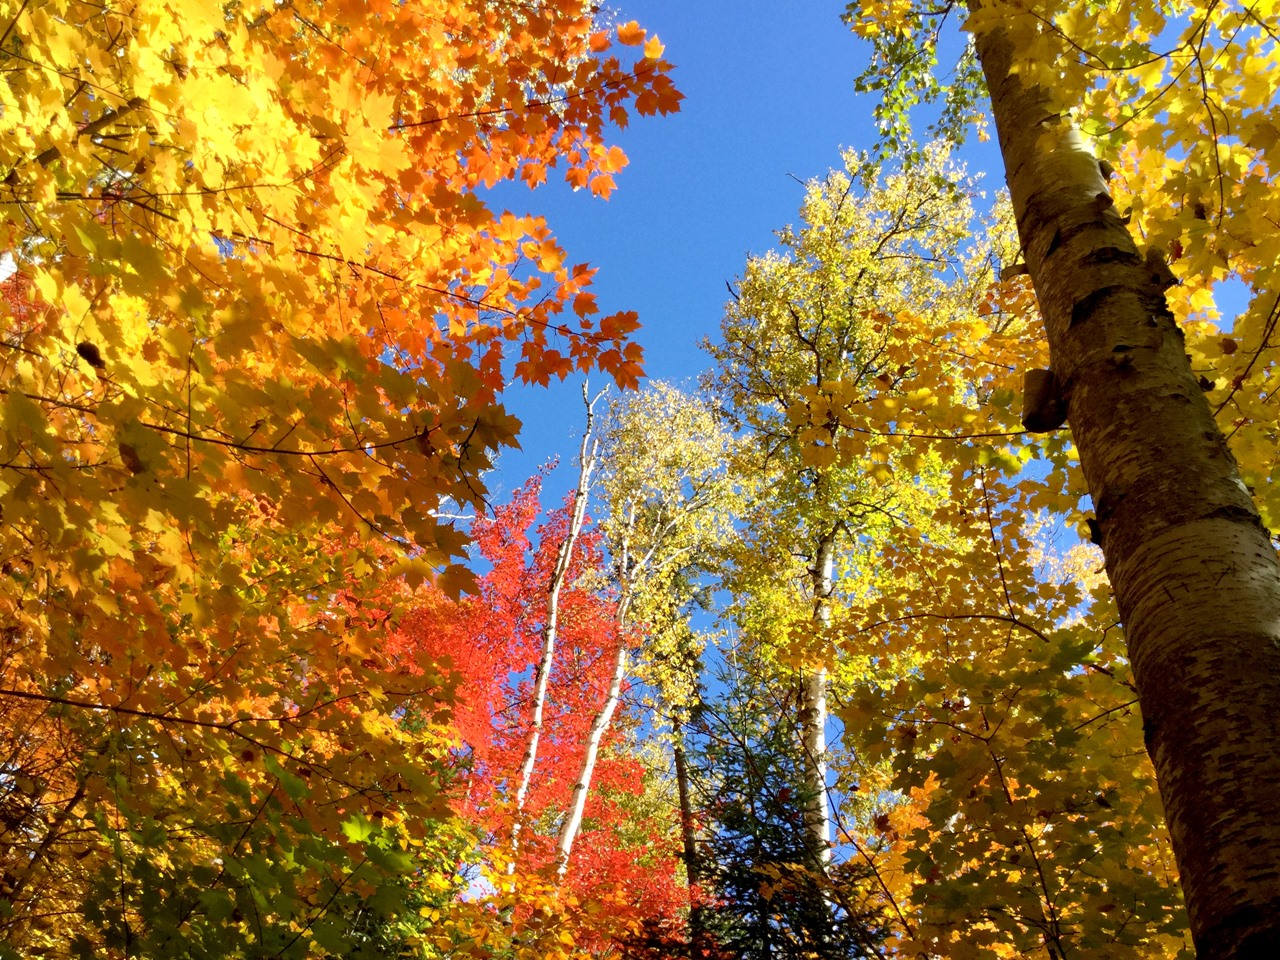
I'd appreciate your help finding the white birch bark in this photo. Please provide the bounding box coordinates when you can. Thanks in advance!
[555,642,628,875]
[554,503,639,874]
[510,383,602,867]
[555,491,691,871]
[800,531,835,868]
[553,387,729,875]
[973,8,1280,955]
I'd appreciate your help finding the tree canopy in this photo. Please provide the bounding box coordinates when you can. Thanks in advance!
[0,0,678,954]
[4,1,1280,958]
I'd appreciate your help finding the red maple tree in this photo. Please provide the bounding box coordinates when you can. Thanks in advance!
[390,476,684,923]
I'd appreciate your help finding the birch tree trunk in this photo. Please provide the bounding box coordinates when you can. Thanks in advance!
[511,384,601,866]
[554,466,701,872]
[555,642,628,874]
[555,504,638,874]
[973,11,1280,956]
[800,531,835,868]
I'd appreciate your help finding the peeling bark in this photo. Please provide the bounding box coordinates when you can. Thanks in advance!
[974,11,1280,957]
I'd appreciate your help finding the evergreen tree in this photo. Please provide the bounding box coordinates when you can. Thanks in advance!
[689,652,886,960]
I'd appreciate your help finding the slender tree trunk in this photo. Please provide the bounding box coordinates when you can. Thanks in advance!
[673,728,707,957]
[973,10,1280,956]
[555,640,628,874]
[800,531,835,869]
[511,384,601,866]
[555,498,655,873]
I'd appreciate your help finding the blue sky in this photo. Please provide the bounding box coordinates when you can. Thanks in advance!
[483,1,887,500]
[483,1,998,505]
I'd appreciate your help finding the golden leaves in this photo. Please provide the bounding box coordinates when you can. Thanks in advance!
[703,132,1195,954]
[0,0,679,949]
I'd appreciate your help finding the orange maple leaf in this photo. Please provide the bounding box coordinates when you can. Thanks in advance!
[616,21,645,46]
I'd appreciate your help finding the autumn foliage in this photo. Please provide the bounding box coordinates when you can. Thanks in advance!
[387,476,685,949]
[0,0,678,955]
[6,0,1280,958]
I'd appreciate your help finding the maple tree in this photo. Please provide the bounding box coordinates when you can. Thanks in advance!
[840,473,1194,959]
[392,470,686,955]
[0,0,680,954]
[837,0,1280,955]
[705,134,1203,959]
[14,0,1280,955]
[403,382,738,955]
[515,386,602,870]
[703,143,997,904]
